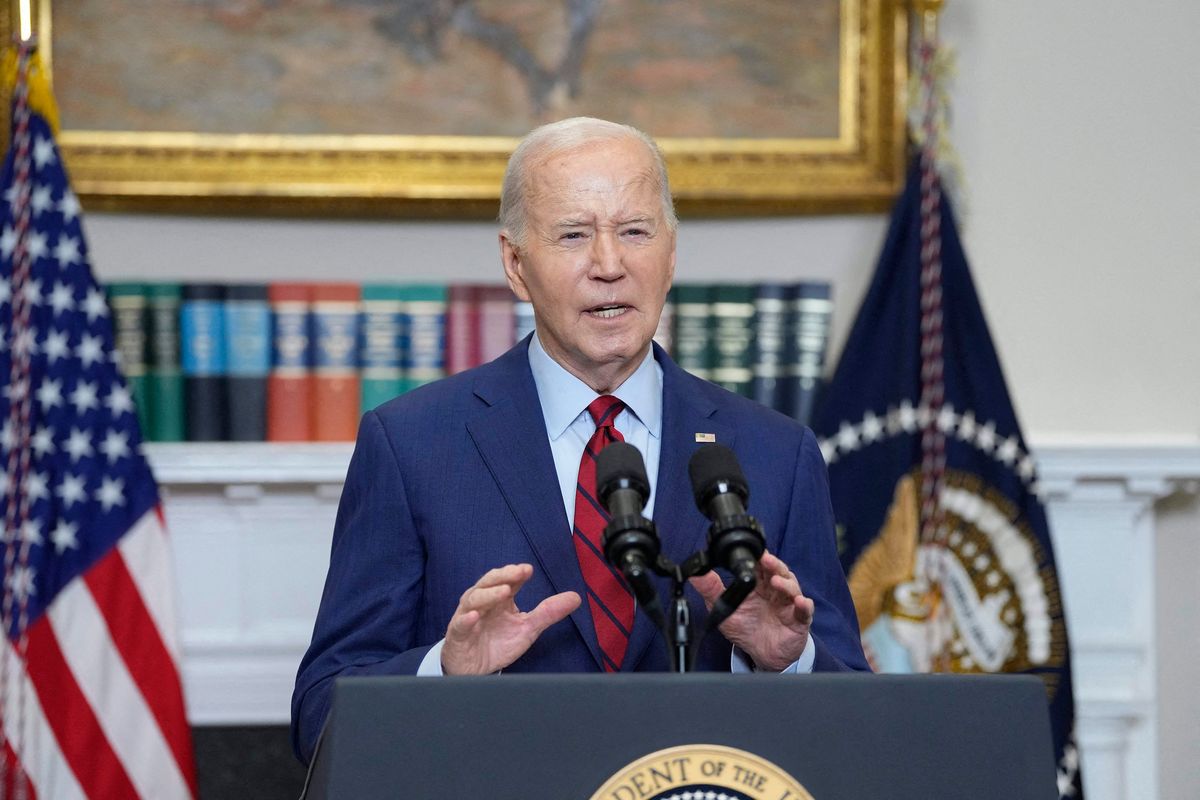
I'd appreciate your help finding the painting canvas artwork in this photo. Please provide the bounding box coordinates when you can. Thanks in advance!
[8,0,906,216]
[54,0,842,140]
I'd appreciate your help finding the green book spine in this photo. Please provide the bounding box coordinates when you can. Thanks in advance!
[653,286,674,354]
[710,284,756,397]
[107,282,152,437]
[403,284,447,393]
[147,283,185,442]
[787,282,834,427]
[360,283,406,414]
[671,284,712,380]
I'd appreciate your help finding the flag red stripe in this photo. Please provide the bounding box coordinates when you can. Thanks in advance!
[2,736,39,800]
[84,549,198,797]
[24,618,140,800]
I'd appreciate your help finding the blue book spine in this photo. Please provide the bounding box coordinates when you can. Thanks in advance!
[181,284,228,441]
[751,283,789,412]
[224,285,271,441]
[787,282,834,427]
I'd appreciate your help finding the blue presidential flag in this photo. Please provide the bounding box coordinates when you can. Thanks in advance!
[812,157,1083,798]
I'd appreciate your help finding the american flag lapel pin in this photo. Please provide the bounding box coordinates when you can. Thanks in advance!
[695,433,716,443]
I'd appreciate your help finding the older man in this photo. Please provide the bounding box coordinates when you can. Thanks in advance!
[291,117,869,764]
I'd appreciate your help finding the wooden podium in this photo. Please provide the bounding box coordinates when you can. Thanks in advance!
[302,673,1057,799]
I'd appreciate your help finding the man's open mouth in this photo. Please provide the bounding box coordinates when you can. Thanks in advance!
[586,304,629,319]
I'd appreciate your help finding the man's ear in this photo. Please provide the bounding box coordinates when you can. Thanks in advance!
[499,232,531,302]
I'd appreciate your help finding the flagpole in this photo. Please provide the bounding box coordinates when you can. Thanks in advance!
[17,0,33,43]
[1,4,39,789]
[909,0,953,673]
[912,0,944,41]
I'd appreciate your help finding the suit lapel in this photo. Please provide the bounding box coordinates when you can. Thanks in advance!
[622,349,737,671]
[465,345,604,670]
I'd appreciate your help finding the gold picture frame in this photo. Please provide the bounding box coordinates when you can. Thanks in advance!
[4,0,907,218]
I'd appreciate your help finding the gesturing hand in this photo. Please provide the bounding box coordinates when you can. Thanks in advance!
[689,551,815,672]
[440,563,581,675]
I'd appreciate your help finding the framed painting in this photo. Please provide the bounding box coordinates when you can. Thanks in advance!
[3,0,907,217]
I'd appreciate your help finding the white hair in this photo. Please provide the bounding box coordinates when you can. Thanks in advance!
[498,117,678,248]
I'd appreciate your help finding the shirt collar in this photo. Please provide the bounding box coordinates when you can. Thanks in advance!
[528,332,663,441]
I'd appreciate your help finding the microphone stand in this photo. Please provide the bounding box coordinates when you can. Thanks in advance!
[646,551,754,673]
[599,442,763,673]
[669,564,690,674]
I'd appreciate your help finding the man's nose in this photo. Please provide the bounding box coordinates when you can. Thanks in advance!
[588,231,625,280]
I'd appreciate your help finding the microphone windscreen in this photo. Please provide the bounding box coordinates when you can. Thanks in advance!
[596,441,650,504]
[687,443,749,508]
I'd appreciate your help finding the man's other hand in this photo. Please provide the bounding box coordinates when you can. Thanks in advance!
[689,551,815,672]
[441,564,581,675]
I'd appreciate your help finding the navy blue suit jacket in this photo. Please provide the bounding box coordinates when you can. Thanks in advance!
[291,340,869,763]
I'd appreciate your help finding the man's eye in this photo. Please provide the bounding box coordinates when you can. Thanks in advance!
[561,231,585,241]
[624,228,648,237]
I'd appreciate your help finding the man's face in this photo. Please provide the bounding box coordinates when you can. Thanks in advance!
[500,136,676,392]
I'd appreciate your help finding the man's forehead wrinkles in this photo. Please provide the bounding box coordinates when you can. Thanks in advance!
[548,208,657,227]
[628,166,659,190]
[552,216,593,229]
[524,151,664,235]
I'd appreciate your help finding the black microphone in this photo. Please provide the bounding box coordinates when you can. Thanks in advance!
[596,442,661,588]
[687,444,765,588]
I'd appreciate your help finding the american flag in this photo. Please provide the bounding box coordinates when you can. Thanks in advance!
[0,45,196,798]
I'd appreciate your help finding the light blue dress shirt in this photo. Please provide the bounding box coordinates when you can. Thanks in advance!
[526,333,663,528]
[419,333,813,674]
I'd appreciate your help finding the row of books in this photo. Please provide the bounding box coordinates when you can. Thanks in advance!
[107,281,833,442]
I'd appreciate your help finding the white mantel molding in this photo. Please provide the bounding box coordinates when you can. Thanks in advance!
[144,439,1200,800]
[145,439,1200,490]
[147,441,354,485]
[1036,442,1200,500]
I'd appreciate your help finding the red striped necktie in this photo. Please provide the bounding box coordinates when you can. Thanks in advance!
[573,395,636,671]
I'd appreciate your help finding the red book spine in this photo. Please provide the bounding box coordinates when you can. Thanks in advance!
[478,286,516,363]
[445,285,482,374]
[311,283,362,441]
[267,283,312,442]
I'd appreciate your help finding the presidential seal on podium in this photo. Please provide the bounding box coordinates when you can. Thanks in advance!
[590,744,815,800]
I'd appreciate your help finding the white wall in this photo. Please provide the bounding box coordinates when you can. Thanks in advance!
[76,0,1198,795]
[1155,490,1200,800]
[940,0,1200,442]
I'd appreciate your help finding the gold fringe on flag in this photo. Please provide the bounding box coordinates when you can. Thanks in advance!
[1,46,61,137]
[906,0,967,219]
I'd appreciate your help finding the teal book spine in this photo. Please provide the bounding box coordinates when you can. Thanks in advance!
[361,283,406,413]
[146,283,185,442]
[514,300,536,344]
[403,284,447,393]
